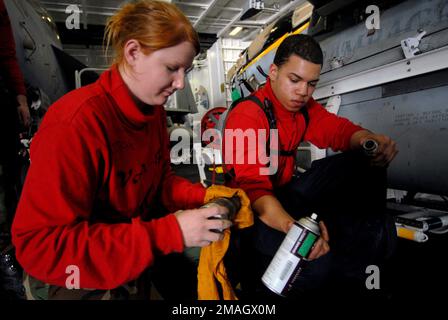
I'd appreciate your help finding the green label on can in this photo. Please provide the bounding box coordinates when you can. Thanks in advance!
[297,232,317,257]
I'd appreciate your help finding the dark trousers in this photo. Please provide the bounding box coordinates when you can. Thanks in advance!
[234,151,397,301]
[0,91,21,230]
[0,92,25,299]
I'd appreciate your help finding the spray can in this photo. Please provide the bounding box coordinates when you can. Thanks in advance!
[262,213,320,297]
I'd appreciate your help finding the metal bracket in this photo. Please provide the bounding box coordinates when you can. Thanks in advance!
[314,44,448,100]
[296,95,341,170]
[330,57,344,70]
[401,30,427,59]
[325,95,341,115]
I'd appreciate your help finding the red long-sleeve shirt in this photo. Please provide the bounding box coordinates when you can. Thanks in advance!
[0,0,26,96]
[12,66,206,289]
[223,79,363,203]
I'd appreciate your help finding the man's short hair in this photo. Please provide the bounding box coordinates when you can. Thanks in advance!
[273,34,323,67]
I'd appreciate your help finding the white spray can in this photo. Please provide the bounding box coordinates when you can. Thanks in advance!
[262,213,320,297]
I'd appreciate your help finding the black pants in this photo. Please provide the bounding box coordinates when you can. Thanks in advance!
[0,90,21,231]
[0,91,25,299]
[234,151,396,300]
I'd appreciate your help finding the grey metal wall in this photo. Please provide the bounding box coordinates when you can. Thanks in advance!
[336,71,448,195]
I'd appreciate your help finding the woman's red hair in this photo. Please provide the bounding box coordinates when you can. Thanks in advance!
[104,0,200,66]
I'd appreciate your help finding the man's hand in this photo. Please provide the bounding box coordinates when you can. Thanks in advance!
[360,133,398,167]
[16,94,31,129]
[286,220,330,260]
[253,195,296,233]
[308,221,330,260]
[351,130,398,167]
[174,206,232,248]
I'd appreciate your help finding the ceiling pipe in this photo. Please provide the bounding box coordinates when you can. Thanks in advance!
[41,2,119,11]
[44,7,115,17]
[200,21,261,29]
[217,9,244,38]
[217,0,307,39]
[176,2,242,12]
[192,16,264,26]
[236,21,265,26]
[175,2,208,8]
[193,0,221,28]
[263,0,308,26]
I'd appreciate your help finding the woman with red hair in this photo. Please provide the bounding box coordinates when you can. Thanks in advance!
[12,0,239,300]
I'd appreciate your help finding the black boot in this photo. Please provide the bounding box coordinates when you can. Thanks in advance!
[0,245,26,300]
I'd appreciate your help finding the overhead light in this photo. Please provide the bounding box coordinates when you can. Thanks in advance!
[229,26,243,36]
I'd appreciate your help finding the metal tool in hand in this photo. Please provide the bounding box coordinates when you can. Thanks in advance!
[203,195,241,233]
[362,139,378,157]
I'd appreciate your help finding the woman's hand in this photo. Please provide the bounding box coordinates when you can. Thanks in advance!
[174,205,232,247]
[17,94,31,129]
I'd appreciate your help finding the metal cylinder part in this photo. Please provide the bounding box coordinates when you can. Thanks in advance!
[202,195,241,233]
[362,139,378,157]
[203,195,241,221]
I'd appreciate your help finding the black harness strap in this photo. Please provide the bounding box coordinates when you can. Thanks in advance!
[261,98,309,157]
[256,65,269,78]
[223,95,310,179]
[240,79,255,93]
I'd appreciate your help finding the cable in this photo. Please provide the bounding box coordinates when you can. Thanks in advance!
[429,227,448,235]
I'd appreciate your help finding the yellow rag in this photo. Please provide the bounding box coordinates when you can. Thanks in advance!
[197,185,253,300]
